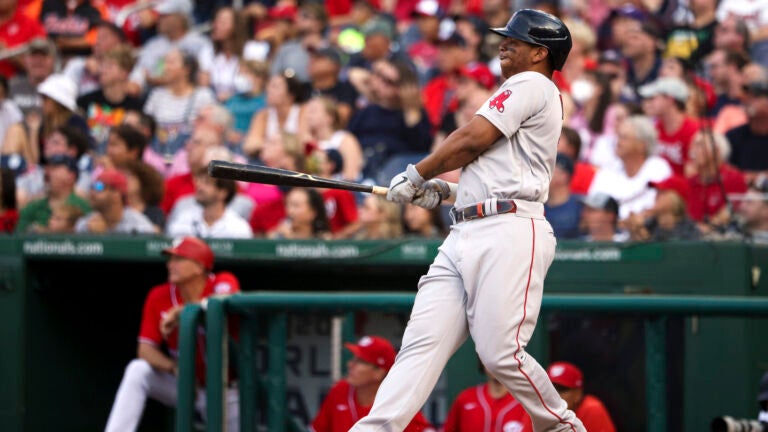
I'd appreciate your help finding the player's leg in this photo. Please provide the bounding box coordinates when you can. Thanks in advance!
[350,230,470,431]
[104,358,178,432]
[464,215,583,432]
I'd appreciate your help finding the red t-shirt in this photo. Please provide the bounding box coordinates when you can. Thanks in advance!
[311,380,434,432]
[575,395,616,432]
[687,164,747,222]
[656,117,700,176]
[138,272,240,383]
[322,189,358,233]
[570,161,597,196]
[442,384,533,432]
[0,8,47,77]
[422,74,456,131]
[161,173,194,214]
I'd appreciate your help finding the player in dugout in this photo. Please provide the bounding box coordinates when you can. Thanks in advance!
[104,236,240,432]
[310,335,434,432]
[547,361,616,432]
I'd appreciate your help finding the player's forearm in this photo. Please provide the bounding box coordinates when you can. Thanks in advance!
[138,343,177,375]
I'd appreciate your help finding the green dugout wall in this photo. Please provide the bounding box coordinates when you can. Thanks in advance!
[1,236,767,432]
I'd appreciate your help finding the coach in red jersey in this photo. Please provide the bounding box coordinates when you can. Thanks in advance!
[105,236,241,432]
[442,365,533,432]
[311,336,434,432]
[547,362,616,432]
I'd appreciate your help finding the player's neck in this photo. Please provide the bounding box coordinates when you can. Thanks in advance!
[487,380,508,399]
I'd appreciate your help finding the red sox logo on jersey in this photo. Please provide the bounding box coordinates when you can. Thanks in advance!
[489,89,512,113]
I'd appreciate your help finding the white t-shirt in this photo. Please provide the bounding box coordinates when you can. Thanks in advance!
[588,156,672,220]
[457,71,563,207]
[166,206,253,239]
[0,99,23,146]
[716,0,768,33]
[197,41,270,98]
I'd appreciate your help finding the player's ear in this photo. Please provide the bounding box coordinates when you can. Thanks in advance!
[532,46,549,65]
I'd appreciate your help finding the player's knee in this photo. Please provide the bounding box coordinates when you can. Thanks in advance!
[476,344,522,374]
[123,358,153,385]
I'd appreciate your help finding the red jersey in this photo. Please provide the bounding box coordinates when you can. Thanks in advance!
[570,161,597,196]
[138,272,240,383]
[322,189,358,233]
[656,117,699,176]
[575,395,615,432]
[161,173,194,214]
[311,380,434,432]
[442,384,533,432]
[687,164,747,222]
[0,8,46,77]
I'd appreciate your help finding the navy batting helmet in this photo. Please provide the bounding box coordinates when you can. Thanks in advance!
[489,9,572,71]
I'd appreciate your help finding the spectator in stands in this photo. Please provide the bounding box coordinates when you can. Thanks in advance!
[122,159,165,233]
[713,16,751,56]
[102,124,148,170]
[727,80,768,185]
[346,17,399,72]
[143,48,216,160]
[687,131,747,232]
[0,75,29,166]
[9,38,56,121]
[160,124,221,213]
[16,154,90,233]
[547,361,616,432]
[0,0,46,78]
[0,168,17,232]
[546,154,583,239]
[75,168,156,234]
[588,115,672,220]
[639,77,700,176]
[443,363,533,432]
[63,20,128,97]
[76,45,143,153]
[307,148,360,239]
[39,0,101,58]
[406,0,443,85]
[270,3,328,83]
[580,192,628,242]
[305,95,363,182]
[352,195,402,239]
[706,50,749,117]
[199,6,269,102]
[166,167,252,238]
[421,31,473,131]
[242,71,309,159]
[739,187,768,244]
[311,335,434,432]
[131,0,211,92]
[620,22,664,102]
[567,70,614,163]
[347,59,432,181]
[46,203,84,233]
[401,203,446,238]
[307,46,359,128]
[558,126,597,195]
[454,15,489,64]
[224,60,269,143]
[105,237,240,432]
[627,175,702,241]
[716,0,768,66]
[268,187,330,240]
[36,73,91,163]
[664,0,717,68]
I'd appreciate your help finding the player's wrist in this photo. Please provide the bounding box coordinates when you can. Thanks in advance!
[406,164,425,187]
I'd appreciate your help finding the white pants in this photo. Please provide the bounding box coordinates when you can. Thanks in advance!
[351,207,585,432]
[105,358,240,432]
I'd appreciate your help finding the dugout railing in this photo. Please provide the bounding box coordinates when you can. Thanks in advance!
[176,293,768,432]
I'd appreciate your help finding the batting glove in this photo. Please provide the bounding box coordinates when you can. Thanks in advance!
[387,164,425,203]
[412,179,457,209]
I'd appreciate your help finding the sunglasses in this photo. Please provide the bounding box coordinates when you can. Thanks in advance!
[92,181,108,192]
[373,70,399,87]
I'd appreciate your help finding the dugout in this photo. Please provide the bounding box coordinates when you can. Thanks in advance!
[0,236,766,432]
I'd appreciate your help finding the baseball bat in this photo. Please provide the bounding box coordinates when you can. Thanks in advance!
[208,160,389,195]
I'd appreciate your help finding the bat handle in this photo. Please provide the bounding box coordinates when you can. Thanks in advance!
[371,186,389,196]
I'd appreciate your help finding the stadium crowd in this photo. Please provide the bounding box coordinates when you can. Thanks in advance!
[0,0,767,243]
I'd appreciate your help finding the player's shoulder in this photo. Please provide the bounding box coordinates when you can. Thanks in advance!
[144,282,173,304]
[210,271,241,295]
[580,394,610,413]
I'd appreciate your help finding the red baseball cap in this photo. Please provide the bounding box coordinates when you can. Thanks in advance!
[547,361,583,389]
[163,237,214,270]
[268,4,298,21]
[345,336,396,370]
[459,63,497,90]
[96,169,128,195]
[648,175,690,201]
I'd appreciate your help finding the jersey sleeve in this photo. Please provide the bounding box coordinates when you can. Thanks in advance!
[310,381,345,432]
[475,74,546,138]
[138,287,163,346]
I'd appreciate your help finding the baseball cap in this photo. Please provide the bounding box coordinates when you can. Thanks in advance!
[94,19,127,42]
[28,38,56,56]
[155,0,192,15]
[582,192,619,215]
[95,169,128,195]
[37,74,78,112]
[758,372,768,403]
[412,0,444,18]
[459,62,496,90]
[547,361,584,389]
[438,31,466,47]
[268,4,298,21]
[610,3,646,22]
[648,175,690,201]
[308,46,342,65]
[598,49,623,66]
[344,336,396,370]
[555,153,575,177]
[163,237,215,270]
[46,154,79,173]
[744,80,768,98]
[362,17,395,39]
[639,77,689,103]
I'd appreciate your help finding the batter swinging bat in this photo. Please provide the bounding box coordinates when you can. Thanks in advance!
[208,160,389,195]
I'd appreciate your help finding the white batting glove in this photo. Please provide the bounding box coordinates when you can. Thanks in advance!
[387,164,425,203]
[413,179,457,209]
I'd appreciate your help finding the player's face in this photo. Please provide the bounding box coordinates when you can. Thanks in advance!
[345,357,386,388]
[167,255,205,285]
[555,385,582,411]
[498,37,540,78]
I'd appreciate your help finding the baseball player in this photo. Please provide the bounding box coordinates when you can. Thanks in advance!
[105,236,240,432]
[351,9,585,432]
[310,336,434,432]
[547,362,616,432]
[442,364,533,432]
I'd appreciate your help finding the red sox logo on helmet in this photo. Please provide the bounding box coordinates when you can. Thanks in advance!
[489,89,512,113]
